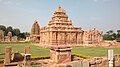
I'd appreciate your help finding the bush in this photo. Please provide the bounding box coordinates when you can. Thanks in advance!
[0,59,4,63]
[71,54,91,59]
[31,56,50,60]
[0,56,50,63]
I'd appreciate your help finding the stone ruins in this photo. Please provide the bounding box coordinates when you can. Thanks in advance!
[4,46,31,67]
[29,6,103,46]
[0,30,18,42]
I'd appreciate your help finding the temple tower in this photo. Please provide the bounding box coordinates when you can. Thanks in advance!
[30,20,40,42]
[31,20,40,35]
[40,6,83,46]
[48,6,72,28]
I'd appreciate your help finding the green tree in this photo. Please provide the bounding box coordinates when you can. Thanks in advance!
[106,30,113,35]
[13,28,20,36]
[111,33,116,40]
[117,30,120,34]
[116,30,120,41]
[0,25,7,35]
[19,33,26,40]
[103,30,115,40]
[6,26,13,32]
[0,25,6,31]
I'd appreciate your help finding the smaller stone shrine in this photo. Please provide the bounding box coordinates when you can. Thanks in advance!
[26,20,40,42]
[50,45,72,63]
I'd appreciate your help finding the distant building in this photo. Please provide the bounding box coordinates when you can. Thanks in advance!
[26,20,40,42]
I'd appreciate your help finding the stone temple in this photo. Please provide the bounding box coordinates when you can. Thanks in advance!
[26,20,40,42]
[29,6,103,46]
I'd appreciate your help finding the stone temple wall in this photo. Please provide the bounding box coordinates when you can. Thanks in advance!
[39,6,103,46]
[83,29,103,45]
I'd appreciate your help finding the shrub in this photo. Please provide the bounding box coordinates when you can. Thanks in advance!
[71,54,91,59]
[31,56,50,60]
[0,59,4,63]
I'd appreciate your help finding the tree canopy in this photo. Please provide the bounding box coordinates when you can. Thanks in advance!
[0,25,29,40]
[103,30,120,41]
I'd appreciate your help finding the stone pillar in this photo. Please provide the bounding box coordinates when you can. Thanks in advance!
[4,46,12,64]
[50,47,72,64]
[24,46,31,66]
[24,46,30,54]
[108,49,114,67]
[82,60,89,67]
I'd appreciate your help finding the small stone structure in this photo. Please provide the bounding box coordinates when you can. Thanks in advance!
[0,30,4,42]
[26,20,40,42]
[114,54,120,66]
[83,29,103,45]
[0,30,18,42]
[4,46,12,64]
[50,45,72,63]
[24,46,30,54]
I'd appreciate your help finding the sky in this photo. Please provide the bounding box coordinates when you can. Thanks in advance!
[0,0,120,33]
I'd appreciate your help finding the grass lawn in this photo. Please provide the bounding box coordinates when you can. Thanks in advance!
[72,46,120,57]
[0,42,120,59]
[0,42,50,59]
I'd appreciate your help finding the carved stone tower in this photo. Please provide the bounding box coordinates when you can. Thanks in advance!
[30,20,40,42]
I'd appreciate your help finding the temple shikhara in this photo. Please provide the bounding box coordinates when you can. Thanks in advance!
[30,20,40,42]
[28,6,103,46]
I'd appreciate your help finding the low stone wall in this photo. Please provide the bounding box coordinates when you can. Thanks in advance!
[89,57,108,67]
[114,54,120,66]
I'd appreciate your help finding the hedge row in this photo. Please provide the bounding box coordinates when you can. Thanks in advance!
[31,56,50,60]
[71,54,91,59]
[0,54,91,63]
[0,59,4,63]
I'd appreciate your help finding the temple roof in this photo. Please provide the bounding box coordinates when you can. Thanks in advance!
[54,6,66,13]
[47,6,73,28]
[31,20,40,35]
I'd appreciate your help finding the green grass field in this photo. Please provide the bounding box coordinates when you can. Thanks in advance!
[0,42,120,59]
[0,43,49,59]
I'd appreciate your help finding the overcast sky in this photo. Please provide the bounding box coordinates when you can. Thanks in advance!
[0,0,120,33]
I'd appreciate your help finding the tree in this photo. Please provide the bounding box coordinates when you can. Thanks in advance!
[23,32,30,36]
[106,30,113,35]
[0,25,6,31]
[0,25,7,35]
[104,30,115,40]
[6,26,13,35]
[6,26,13,32]
[18,33,26,40]
[13,28,20,36]
[116,30,120,41]
[117,30,120,34]
[111,33,116,40]
[103,30,120,41]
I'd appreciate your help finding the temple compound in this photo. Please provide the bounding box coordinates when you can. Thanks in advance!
[30,6,103,46]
